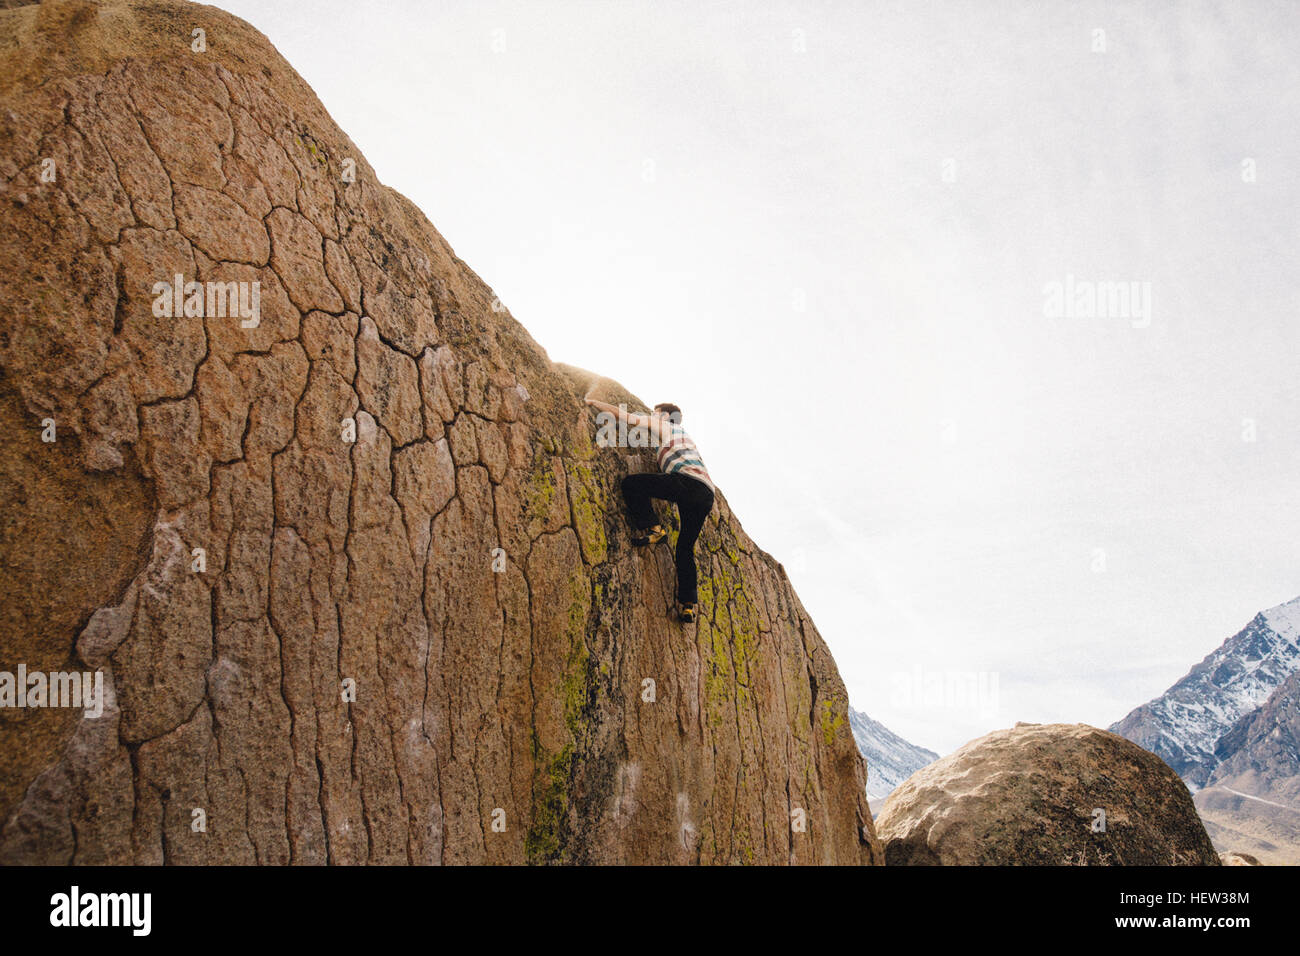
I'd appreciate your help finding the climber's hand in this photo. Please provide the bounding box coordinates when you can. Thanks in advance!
[585,396,619,418]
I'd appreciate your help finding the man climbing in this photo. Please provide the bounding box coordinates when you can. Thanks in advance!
[584,393,715,624]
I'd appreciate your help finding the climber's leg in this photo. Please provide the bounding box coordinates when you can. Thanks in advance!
[621,472,673,531]
[672,478,715,608]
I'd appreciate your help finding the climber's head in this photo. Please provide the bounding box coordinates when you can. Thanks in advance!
[653,402,682,425]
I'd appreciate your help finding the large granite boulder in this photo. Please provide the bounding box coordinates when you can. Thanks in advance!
[876,723,1220,865]
[0,0,878,865]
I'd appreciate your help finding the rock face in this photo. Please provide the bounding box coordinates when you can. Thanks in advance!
[1194,668,1300,865]
[875,723,1221,865]
[0,0,879,865]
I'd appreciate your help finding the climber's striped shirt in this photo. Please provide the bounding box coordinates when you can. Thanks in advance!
[656,424,714,492]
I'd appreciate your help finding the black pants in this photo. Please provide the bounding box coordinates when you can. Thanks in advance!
[621,472,715,605]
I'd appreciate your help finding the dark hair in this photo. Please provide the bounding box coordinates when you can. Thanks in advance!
[654,402,682,424]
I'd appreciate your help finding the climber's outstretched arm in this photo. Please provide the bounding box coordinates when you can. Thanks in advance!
[585,396,654,431]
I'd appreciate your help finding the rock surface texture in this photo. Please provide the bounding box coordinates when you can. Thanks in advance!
[1218,851,1261,866]
[0,0,879,865]
[874,723,1221,865]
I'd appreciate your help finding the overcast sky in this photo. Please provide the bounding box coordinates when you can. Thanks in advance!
[216,0,1300,754]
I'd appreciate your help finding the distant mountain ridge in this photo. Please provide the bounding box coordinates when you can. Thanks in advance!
[1194,668,1300,864]
[849,707,939,803]
[1110,594,1300,788]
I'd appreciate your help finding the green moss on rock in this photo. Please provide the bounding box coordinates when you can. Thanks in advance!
[820,697,847,747]
[565,460,608,565]
[525,735,574,863]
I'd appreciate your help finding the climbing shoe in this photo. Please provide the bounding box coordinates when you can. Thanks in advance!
[678,603,697,624]
[631,524,667,547]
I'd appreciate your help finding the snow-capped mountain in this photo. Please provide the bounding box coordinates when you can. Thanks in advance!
[1110,594,1300,788]
[1193,666,1300,864]
[849,707,939,803]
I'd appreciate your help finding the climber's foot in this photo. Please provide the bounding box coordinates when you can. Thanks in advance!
[631,524,667,547]
[678,603,697,624]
